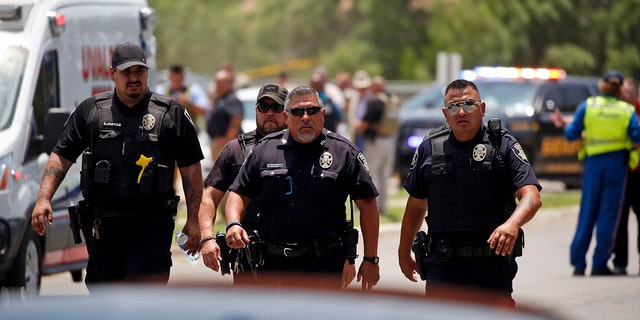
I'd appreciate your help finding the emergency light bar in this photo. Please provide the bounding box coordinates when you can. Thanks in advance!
[460,66,566,81]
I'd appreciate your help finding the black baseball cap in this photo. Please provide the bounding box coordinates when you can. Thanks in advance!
[257,83,289,105]
[112,42,148,70]
[602,69,624,84]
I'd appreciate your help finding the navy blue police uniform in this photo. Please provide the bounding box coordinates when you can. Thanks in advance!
[54,90,203,286]
[403,124,540,297]
[205,130,262,231]
[228,128,378,285]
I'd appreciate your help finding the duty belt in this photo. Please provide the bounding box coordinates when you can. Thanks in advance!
[262,243,315,258]
[430,239,496,259]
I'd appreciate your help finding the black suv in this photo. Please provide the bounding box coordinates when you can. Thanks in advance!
[395,67,600,189]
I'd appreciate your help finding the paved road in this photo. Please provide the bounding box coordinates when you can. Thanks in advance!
[38,181,639,320]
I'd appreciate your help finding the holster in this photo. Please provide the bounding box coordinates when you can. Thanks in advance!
[68,200,89,244]
[342,220,359,263]
[411,231,429,281]
[215,231,232,275]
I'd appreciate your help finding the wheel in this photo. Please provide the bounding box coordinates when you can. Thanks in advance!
[71,270,83,283]
[5,228,42,298]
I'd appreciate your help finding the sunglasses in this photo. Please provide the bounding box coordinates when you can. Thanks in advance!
[257,102,285,113]
[444,99,480,114]
[288,106,322,117]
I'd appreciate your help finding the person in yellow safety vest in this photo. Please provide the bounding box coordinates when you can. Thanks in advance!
[552,70,640,276]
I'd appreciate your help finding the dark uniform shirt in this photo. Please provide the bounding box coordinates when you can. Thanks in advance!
[54,90,203,210]
[204,130,266,230]
[206,91,244,138]
[403,126,541,244]
[229,129,379,245]
[362,97,384,140]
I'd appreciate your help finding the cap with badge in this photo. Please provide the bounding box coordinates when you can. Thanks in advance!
[256,83,289,105]
[112,42,148,70]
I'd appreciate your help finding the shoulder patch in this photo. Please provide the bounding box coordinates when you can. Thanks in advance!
[511,143,530,164]
[409,148,419,170]
[357,152,372,176]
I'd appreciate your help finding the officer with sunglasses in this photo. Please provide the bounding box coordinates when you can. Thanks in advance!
[198,83,289,283]
[398,79,542,306]
[224,86,381,291]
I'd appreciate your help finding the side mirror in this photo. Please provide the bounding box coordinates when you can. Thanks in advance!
[43,108,70,154]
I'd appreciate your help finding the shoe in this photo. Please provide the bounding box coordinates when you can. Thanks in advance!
[573,268,585,276]
[613,266,627,275]
[591,268,616,276]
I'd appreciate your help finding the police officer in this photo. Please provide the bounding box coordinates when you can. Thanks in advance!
[31,42,204,290]
[398,79,542,305]
[224,86,380,290]
[198,83,289,283]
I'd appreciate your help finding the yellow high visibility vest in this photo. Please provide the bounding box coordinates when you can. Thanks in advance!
[583,96,634,156]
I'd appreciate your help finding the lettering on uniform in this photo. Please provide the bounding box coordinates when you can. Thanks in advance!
[102,121,122,127]
[472,144,487,161]
[511,143,530,164]
[319,152,333,169]
[142,114,156,131]
[184,110,195,127]
[357,152,372,176]
[410,149,419,170]
[267,163,283,168]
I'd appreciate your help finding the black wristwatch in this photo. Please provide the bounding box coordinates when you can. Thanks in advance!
[363,256,380,265]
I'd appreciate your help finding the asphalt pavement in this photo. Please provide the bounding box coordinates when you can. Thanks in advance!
[37,182,640,320]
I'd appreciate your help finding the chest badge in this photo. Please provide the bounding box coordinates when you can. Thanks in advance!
[142,113,156,131]
[319,151,333,169]
[472,144,487,161]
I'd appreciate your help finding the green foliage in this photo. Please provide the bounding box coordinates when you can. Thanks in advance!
[148,0,640,80]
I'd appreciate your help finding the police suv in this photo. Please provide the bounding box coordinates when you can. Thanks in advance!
[0,0,156,297]
[395,66,600,188]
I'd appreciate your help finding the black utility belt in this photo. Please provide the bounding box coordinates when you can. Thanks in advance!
[429,239,496,259]
[92,208,175,218]
[262,234,343,258]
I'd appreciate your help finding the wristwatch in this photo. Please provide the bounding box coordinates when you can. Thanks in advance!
[363,256,380,265]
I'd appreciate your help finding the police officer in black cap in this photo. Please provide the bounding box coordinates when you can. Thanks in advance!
[31,42,204,290]
[224,85,380,290]
[398,79,542,305]
[198,83,289,283]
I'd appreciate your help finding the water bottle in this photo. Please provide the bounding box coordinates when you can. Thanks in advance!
[174,230,200,261]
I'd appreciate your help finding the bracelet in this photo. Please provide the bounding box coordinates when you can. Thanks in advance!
[199,235,216,245]
[226,221,243,232]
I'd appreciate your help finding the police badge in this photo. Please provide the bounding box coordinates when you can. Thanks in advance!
[473,144,487,161]
[142,113,155,131]
[319,152,333,169]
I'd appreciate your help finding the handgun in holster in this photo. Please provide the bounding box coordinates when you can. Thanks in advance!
[215,231,232,275]
[412,231,430,281]
[343,220,359,264]
[513,228,525,257]
[67,200,89,244]
[245,233,263,275]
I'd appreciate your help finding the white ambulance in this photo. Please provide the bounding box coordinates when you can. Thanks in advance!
[0,0,156,297]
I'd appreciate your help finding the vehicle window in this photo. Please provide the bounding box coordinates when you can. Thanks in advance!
[476,82,538,117]
[540,84,592,113]
[0,46,27,130]
[401,85,445,111]
[32,50,59,135]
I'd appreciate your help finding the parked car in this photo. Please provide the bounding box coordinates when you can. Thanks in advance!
[395,67,600,189]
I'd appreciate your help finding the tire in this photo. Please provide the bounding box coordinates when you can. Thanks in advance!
[5,228,42,298]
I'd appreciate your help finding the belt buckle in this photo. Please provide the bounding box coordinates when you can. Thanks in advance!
[283,243,298,257]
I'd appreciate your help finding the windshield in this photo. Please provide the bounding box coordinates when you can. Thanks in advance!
[0,45,27,130]
[477,82,538,117]
[402,81,539,118]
